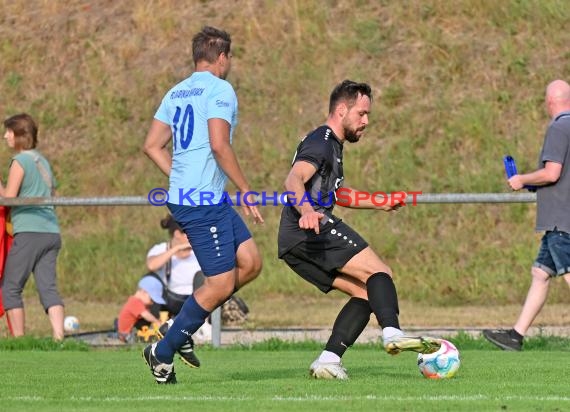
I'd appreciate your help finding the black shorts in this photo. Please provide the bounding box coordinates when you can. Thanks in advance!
[280,220,368,293]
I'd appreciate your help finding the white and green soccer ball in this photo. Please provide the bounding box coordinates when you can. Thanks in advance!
[417,339,460,379]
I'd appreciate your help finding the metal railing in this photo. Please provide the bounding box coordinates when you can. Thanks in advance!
[0,192,537,346]
[0,192,537,207]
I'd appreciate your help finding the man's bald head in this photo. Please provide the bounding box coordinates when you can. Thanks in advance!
[546,80,570,117]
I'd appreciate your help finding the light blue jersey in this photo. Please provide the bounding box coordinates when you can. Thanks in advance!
[155,71,238,206]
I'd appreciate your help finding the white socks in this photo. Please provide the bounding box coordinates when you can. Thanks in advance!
[318,350,341,364]
[382,326,404,342]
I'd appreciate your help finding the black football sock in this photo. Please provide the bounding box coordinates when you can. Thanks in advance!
[366,272,400,329]
[325,297,372,357]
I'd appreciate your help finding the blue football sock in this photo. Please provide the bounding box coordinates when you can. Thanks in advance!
[155,295,210,363]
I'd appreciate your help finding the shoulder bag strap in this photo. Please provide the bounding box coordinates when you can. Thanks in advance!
[165,241,172,286]
[20,151,55,196]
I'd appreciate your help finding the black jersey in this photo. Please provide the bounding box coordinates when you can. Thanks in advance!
[290,125,344,213]
[278,125,345,256]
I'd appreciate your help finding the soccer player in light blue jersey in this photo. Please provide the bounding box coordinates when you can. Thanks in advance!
[142,26,263,384]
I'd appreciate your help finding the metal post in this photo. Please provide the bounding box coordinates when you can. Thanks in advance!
[211,307,222,347]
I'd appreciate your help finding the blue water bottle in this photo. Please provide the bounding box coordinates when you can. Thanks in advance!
[503,155,537,192]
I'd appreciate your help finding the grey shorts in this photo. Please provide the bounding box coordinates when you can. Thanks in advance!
[533,229,570,276]
[1,232,63,311]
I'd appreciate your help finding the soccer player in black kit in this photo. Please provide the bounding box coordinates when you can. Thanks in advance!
[278,80,441,380]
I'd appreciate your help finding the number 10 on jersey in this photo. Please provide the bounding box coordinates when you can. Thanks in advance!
[173,104,194,151]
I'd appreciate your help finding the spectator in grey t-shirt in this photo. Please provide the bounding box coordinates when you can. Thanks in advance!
[483,79,570,351]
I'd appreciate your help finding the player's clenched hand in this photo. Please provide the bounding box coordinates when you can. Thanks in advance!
[299,210,324,234]
[508,175,524,191]
[381,199,405,212]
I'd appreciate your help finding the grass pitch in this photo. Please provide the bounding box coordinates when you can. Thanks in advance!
[2,336,569,412]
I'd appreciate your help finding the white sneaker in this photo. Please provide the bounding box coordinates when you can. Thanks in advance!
[309,359,349,380]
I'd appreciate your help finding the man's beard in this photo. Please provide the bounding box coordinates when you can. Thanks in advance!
[344,126,364,143]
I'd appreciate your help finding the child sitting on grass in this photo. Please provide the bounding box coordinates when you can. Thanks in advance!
[117,275,166,343]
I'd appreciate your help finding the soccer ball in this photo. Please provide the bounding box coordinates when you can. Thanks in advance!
[417,339,460,379]
[64,316,80,332]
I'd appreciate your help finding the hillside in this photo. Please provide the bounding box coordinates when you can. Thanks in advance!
[1,0,570,306]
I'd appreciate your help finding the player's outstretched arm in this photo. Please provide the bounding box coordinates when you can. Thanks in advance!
[335,186,405,211]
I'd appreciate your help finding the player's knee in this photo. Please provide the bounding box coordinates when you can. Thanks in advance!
[382,266,393,278]
[373,265,393,278]
[361,268,393,284]
[245,261,262,285]
[350,288,368,300]
[251,256,262,277]
[241,252,262,278]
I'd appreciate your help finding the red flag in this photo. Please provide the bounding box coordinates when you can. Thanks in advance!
[0,206,14,334]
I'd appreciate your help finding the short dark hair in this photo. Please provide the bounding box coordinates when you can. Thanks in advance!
[328,80,372,114]
[3,113,38,150]
[160,214,182,237]
[192,26,231,65]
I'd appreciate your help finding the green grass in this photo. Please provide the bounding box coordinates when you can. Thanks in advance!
[0,336,89,351]
[2,337,569,412]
